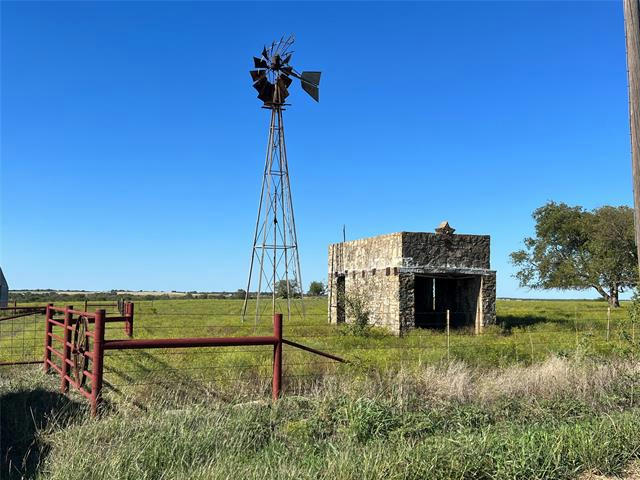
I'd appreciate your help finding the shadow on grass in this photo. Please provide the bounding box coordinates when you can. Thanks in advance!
[498,314,550,333]
[1,388,83,480]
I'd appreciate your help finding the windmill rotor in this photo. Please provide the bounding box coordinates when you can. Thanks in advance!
[249,35,321,105]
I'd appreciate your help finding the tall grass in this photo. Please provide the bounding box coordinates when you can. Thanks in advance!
[2,299,640,479]
[3,356,640,479]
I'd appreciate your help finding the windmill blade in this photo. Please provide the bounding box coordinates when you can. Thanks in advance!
[280,34,295,54]
[277,76,291,98]
[278,74,292,88]
[250,70,265,82]
[261,46,269,61]
[254,57,268,68]
[274,35,285,56]
[253,75,269,93]
[282,53,292,65]
[277,83,290,100]
[257,82,275,103]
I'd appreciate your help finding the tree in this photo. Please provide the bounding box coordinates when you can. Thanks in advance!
[233,289,246,300]
[510,202,637,307]
[307,281,326,296]
[338,282,372,335]
[275,280,299,298]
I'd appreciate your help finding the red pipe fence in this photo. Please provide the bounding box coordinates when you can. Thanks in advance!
[42,305,345,416]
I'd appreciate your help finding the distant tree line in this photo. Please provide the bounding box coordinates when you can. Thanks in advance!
[9,281,328,304]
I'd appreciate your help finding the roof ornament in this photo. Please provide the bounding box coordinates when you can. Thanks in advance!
[435,221,455,236]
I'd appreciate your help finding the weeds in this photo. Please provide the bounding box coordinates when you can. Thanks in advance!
[2,356,640,479]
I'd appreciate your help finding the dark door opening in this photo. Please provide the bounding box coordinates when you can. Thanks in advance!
[335,275,345,323]
[414,275,479,329]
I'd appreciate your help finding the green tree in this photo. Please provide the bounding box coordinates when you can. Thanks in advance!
[275,280,299,298]
[510,202,637,307]
[307,281,326,296]
[339,282,372,335]
[233,289,246,299]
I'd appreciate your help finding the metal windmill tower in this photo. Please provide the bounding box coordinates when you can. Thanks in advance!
[242,35,321,323]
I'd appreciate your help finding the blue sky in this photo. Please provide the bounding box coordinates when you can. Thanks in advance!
[0,1,633,298]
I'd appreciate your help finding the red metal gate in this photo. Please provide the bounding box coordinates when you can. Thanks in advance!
[43,303,134,415]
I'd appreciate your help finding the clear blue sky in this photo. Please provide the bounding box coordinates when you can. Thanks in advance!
[0,1,633,299]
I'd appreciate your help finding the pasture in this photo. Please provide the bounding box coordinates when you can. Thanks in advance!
[2,298,640,479]
[0,298,636,399]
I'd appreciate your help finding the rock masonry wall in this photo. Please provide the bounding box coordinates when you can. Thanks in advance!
[328,230,496,334]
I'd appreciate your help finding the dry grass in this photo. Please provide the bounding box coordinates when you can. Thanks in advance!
[580,463,640,479]
[4,356,640,479]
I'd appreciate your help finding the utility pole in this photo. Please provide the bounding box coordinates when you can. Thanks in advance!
[625,0,640,263]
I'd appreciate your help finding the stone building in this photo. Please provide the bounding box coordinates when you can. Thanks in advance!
[0,267,8,308]
[327,223,496,334]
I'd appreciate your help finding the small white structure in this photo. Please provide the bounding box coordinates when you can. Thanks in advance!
[0,267,8,308]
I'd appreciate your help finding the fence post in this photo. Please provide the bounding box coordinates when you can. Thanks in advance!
[607,307,611,342]
[43,303,54,373]
[84,299,88,312]
[574,306,579,350]
[272,313,283,401]
[61,305,73,392]
[91,309,106,417]
[446,309,450,362]
[124,302,134,338]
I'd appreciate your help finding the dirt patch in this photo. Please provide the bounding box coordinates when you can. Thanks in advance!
[580,463,640,480]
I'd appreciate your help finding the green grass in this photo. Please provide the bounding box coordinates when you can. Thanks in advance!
[2,298,640,479]
[1,298,637,400]
[3,355,640,479]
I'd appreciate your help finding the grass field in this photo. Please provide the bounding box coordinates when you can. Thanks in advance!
[0,297,635,372]
[2,298,640,479]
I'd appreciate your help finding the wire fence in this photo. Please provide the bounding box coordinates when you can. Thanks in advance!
[2,300,638,404]
[101,302,640,402]
[0,302,121,366]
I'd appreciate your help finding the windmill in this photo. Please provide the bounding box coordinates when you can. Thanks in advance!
[242,35,321,323]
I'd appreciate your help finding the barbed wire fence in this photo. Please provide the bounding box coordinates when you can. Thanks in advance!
[2,300,638,406]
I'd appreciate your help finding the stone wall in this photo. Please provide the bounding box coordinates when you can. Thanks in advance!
[398,272,415,331]
[328,234,403,330]
[481,272,497,326]
[328,228,497,334]
[338,270,401,333]
[401,232,490,270]
[328,233,403,274]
